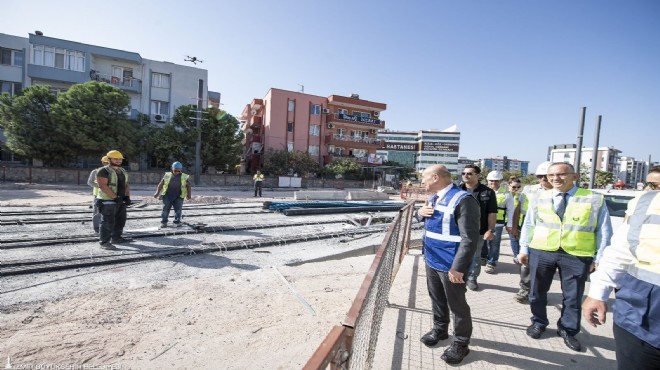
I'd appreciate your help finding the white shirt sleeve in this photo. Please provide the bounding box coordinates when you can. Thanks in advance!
[587,223,635,302]
[505,195,515,228]
[87,169,97,188]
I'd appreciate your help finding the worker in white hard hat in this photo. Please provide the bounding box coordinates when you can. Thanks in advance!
[514,161,553,303]
[481,170,515,274]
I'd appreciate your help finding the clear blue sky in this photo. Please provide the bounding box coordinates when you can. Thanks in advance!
[5,0,659,170]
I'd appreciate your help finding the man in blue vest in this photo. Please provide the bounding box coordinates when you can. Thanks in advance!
[519,162,612,351]
[96,150,132,250]
[418,165,481,364]
[154,161,192,228]
[582,190,659,369]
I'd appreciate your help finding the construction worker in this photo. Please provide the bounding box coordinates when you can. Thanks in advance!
[582,190,660,369]
[519,162,612,352]
[482,170,514,274]
[154,161,192,228]
[253,170,264,197]
[96,150,132,250]
[87,155,109,233]
[513,161,553,304]
[508,178,525,263]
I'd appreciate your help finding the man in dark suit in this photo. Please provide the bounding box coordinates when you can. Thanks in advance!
[418,165,481,365]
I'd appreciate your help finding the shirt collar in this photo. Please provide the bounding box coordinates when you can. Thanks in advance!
[436,183,455,200]
[552,185,578,197]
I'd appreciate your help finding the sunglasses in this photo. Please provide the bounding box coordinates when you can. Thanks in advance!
[536,175,548,179]
[647,182,659,190]
[510,186,521,189]
[173,169,181,172]
[461,172,476,176]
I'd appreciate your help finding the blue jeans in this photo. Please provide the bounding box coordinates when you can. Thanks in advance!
[485,224,504,266]
[509,231,521,257]
[161,197,183,224]
[468,238,487,281]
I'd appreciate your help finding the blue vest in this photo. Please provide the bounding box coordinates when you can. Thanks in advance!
[613,270,660,348]
[423,186,470,271]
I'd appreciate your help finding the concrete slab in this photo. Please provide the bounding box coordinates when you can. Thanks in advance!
[294,190,347,201]
[347,191,391,201]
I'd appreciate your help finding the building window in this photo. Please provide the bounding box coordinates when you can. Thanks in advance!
[152,72,171,88]
[337,128,347,136]
[288,100,295,112]
[352,111,371,118]
[31,45,84,72]
[309,125,320,136]
[310,104,321,115]
[112,66,134,86]
[151,100,169,115]
[308,145,319,156]
[287,122,294,132]
[353,149,367,158]
[287,141,294,152]
[337,108,348,115]
[0,81,22,96]
[1,48,23,66]
[335,147,345,156]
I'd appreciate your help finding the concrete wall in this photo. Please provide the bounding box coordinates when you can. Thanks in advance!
[0,165,370,189]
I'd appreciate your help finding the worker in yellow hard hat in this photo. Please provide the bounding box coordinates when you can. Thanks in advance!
[95,150,132,250]
[87,155,110,233]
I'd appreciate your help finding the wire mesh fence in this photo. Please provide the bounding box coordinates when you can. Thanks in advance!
[304,201,417,370]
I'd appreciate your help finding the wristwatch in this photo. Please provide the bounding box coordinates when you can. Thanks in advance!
[489,229,496,233]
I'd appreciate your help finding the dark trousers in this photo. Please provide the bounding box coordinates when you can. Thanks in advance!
[528,248,592,335]
[519,264,531,293]
[425,262,472,345]
[614,323,660,370]
[98,200,127,244]
[161,197,183,224]
[254,181,262,197]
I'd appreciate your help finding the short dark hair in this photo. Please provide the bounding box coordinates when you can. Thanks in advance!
[549,162,576,173]
[463,165,481,174]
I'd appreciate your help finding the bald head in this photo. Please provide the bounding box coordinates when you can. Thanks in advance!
[422,165,452,192]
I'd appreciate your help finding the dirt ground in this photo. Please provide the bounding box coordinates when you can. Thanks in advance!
[0,183,380,369]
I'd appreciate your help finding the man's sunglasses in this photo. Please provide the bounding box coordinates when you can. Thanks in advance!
[647,182,659,190]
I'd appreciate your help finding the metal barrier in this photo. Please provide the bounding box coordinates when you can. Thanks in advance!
[303,201,416,370]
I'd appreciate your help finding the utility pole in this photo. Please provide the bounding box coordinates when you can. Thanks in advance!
[575,107,586,175]
[589,115,602,189]
[194,79,204,185]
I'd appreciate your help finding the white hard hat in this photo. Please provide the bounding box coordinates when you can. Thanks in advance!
[486,170,503,181]
[535,161,552,176]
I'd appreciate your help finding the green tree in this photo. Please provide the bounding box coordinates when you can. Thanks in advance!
[289,151,321,176]
[595,170,614,188]
[200,108,244,173]
[262,149,290,175]
[149,124,189,168]
[0,85,75,166]
[54,81,137,159]
[324,158,362,177]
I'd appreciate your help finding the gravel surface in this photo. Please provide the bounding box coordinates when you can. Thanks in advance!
[0,183,406,369]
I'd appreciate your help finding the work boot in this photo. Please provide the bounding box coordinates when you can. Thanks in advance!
[441,342,470,365]
[485,264,496,274]
[420,329,448,347]
[100,242,117,250]
[160,222,167,228]
[112,236,132,243]
[479,257,487,266]
[466,279,478,291]
[514,290,529,304]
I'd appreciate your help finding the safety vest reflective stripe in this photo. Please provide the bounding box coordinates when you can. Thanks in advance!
[626,191,660,284]
[496,189,511,223]
[254,174,264,181]
[96,166,128,200]
[161,172,189,198]
[425,230,462,243]
[529,189,601,256]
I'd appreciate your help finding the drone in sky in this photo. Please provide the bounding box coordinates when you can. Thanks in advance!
[184,56,203,64]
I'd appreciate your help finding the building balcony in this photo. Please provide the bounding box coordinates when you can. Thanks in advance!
[325,134,382,147]
[323,154,371,165]
[89,71,142,93]
[326,113,385,129]
[250,116,262,128]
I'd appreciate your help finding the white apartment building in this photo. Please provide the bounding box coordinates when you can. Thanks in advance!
[548,144,621,173]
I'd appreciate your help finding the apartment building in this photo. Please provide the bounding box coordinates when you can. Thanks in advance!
[240,89,386,173]
[0,32,217,162]
[376,127,461,174]
[617,156,650,188]
[548,144,621,173]
[479,156,529,176]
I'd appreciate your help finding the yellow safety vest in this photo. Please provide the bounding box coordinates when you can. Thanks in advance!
[96,166,128,200]
[529,188,603,257]
[496,188,511,223]
[160,172,190,199]
[253,173,264,182]
[626,191,660,282]
[513,192,529,227]
[91,167,105,197]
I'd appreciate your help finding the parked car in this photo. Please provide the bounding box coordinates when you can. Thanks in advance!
[592,189,638,229]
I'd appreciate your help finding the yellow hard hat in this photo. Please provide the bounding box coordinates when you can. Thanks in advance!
[101,155,109,164]
[106,150,124,159]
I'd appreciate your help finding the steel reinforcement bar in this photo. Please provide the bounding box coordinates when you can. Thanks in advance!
[0,225,389,276]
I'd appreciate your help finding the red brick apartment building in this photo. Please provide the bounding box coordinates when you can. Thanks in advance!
[240,88,386,174]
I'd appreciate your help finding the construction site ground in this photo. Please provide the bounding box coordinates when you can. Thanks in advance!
[0,183,394,369]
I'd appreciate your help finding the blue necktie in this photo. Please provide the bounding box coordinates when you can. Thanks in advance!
[556,193,568,221]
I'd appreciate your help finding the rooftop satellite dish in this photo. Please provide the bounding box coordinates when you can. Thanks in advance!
[35,30,44,36]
